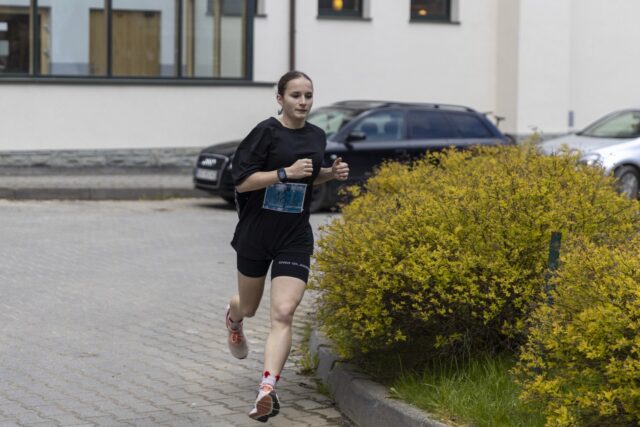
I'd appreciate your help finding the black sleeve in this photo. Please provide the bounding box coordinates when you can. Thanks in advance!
[231,125,272,186]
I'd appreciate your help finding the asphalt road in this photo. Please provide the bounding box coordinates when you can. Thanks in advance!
[0,199,348,427]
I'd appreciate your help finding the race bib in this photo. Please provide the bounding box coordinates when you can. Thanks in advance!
[262,183,307,213]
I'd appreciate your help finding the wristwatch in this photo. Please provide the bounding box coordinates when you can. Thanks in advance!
[277,167,288,183]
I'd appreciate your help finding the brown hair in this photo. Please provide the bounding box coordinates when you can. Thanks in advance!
[277,70,313,96]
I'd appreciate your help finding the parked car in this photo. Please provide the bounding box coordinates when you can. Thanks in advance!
[539,108,640,199]
[194,100,511,211]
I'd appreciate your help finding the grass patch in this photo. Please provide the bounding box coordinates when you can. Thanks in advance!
[295,321,319,376]
[294,322,334,399]
[390,354,545,427]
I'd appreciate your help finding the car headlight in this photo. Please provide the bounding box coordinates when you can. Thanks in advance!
[579,153,603,167]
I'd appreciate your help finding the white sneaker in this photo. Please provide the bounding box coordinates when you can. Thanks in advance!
[248,383,280,422]
[225,305,248,359]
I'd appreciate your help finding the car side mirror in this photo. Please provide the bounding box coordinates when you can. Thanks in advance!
[346,131,367,142]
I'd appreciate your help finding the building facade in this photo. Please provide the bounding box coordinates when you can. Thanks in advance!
[1,0,639,152]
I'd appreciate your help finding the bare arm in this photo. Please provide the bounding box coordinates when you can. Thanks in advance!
[313,157,350,185]
[314,167,337,185]
[235,170,280,193]
[236,158,315,193]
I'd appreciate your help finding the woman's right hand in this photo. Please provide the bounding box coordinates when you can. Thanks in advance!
[285,158,314,179]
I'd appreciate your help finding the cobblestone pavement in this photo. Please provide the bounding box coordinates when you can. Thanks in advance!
[0,199,349,427]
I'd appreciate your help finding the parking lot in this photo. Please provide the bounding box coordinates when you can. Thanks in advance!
[0,199,346,427]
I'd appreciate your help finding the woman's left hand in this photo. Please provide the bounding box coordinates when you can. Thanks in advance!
[331,157,349,181]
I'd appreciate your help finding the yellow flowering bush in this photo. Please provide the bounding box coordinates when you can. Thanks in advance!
[515,236,640,426]
[311,144,640,359]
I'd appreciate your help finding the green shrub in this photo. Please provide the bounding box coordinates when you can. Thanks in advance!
[514,236,640,426]
[310,144,640,360]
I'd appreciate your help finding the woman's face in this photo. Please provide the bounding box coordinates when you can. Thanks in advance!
[277,77,313,123]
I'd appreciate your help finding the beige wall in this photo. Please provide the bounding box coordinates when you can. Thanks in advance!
[516,0,572,134]
[3,1,640,151]
[569,0,640,130]
[495,0,519,134]
[0,85,275,150]
[294,0,499,112]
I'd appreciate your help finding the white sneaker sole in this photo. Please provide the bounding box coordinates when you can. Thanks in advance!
[249,390,280,422]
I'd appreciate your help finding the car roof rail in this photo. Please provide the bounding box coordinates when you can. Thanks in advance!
[331,100,476,113]
[388,102,476,113]
[332,100,393,109]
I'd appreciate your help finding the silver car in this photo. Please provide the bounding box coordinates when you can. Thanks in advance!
[539,109,640,198]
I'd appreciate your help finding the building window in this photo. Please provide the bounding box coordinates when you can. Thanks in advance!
[188,0,249,78]
[0,0,254,80]
[0,5,53,75]
[0,7,32,74]
[207,0,259,17]
[318,0,362,18]
[410,0,451,22]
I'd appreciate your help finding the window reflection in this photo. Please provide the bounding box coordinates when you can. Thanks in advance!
[184,0,246,78]
[110,0,175,77]
[0,0,250,79]
[0,4,32,74]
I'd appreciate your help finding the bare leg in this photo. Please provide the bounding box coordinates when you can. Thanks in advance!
[264,276,306,375]
[228,272,266,322]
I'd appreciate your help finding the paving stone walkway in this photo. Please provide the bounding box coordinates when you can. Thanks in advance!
[0,199,349,427]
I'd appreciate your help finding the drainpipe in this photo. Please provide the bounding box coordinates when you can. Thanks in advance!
[289,0,295,70]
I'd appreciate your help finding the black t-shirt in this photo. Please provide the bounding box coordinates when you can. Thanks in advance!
[230,117,327,260]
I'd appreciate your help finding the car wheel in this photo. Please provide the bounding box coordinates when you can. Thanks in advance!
[615,166,640,199]
[310,183,327,213]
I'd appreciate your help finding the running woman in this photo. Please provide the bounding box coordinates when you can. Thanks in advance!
[224,71,349,422]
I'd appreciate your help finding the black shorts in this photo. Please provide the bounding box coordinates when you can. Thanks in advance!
[237,253,311,283]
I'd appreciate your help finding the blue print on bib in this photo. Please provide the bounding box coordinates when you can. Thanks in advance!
[262,183,307,213]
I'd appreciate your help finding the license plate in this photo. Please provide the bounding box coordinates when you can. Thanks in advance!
[195,168,218,181]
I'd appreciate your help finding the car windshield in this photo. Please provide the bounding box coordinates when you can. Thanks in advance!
[579,110,640,139]
[307,107,359,138]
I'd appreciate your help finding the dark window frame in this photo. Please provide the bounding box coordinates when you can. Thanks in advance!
[410,0,452,23]
[0,0,256,82]
[318,0,363,18]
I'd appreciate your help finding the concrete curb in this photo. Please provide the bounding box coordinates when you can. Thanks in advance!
[0,170,211,200]
[309,329,449,427]
[0,187,205,200]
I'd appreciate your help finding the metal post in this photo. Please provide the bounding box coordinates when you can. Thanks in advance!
[245,0,255,79]
[289,0,295,71]
[544,232,562,305]
[175,0,183,77]
[31,0,39,75]
[106,0,112,76]
[213,0,221,77]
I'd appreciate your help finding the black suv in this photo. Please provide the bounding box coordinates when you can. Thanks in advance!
[194,100,511,211]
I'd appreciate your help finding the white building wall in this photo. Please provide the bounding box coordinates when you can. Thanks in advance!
[495,0,519,134]
[2,1,640,151]
[569,0,640,130]
[252,0,289,84]
[0,85,275,150]
[516,0,572,135]
[292,0,499,112]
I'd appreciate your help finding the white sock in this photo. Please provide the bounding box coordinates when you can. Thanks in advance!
[260,372,278,389]
[227,311,242,331]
